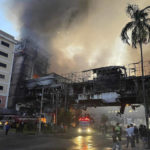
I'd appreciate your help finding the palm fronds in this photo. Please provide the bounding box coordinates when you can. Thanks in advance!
[126,4,139,19]
[121,21,134,45]
[121,4,150,48]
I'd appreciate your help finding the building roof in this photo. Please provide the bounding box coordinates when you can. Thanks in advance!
[0,30,17,44]
[83,66,126,73]
[26,73,69,89]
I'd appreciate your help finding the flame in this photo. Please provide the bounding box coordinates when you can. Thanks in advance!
[33,74,39,79]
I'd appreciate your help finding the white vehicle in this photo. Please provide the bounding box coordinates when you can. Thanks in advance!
[77,117,92,134]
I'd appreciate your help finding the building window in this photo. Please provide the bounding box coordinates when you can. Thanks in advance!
[0,62,6,68]
[0,86,3,90]
[0,51,8,57]
[1,41,10,48]
[0,74,5,79]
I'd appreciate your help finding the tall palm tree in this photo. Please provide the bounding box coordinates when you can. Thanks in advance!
[121,4,150,129]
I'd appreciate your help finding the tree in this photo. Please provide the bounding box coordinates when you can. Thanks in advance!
[121,4,150,128]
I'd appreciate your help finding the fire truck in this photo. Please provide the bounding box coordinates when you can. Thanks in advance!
[77,116,93,134]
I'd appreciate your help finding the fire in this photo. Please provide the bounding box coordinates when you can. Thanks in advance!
[33,74,39,79]
[40,117,46,123]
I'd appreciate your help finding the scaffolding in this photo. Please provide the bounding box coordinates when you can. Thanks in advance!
[62,60,150,84]
[62,70,94,83]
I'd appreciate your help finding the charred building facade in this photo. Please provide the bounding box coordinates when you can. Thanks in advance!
[8,39,49,109]
[11,64,150,115]
[68,66,150,109]
[17,73,70,114]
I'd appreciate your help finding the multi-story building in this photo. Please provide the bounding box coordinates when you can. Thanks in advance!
[8,39,49,109]
[0,30,16,108]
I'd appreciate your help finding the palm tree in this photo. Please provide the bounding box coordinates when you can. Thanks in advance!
[121,4,150,129]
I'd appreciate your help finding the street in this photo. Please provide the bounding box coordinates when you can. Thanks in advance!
[0,131,113,150]
[0,130,145,150]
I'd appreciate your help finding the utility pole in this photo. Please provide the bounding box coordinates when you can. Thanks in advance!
[55,90,59,127]
[64,84,68,111]
[39,87,44,133]
[139,42,150,148]
[56,91,58,127]
[139,42,149,129]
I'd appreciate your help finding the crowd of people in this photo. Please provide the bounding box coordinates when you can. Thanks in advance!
[3,121,24,135]
[112,123,149,150]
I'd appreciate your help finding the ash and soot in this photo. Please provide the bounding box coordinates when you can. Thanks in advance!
[6,0,150,74]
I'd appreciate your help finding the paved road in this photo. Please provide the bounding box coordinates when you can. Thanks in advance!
[0,131,113,150]
[0,131,146,150]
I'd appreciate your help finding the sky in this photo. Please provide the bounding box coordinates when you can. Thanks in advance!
[86,105,145,126]
[0,0,150,74]
[0,0,19,38]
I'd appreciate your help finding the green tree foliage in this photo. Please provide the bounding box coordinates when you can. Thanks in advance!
[121,4,150,48]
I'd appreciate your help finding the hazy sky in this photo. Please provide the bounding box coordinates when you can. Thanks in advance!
[1,0,150,74]
[86,105,145,125]
[0,0,19,37]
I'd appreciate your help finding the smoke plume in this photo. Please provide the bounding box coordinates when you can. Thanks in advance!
[5,0,150,74]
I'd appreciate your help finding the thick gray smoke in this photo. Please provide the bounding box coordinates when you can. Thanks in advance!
[10,0,89,39]
[5,0,150,74]
[6,0,89,73]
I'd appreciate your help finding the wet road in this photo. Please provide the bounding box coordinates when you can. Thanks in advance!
[70,135,112,150]
[0,132,113,150]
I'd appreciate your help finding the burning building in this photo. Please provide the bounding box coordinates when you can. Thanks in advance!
[4,0,150,115]
[18,73,70,114]
[8,39,49,109]
[9,63,150,116]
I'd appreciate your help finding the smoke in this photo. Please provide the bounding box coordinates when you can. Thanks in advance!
[5,0,150,74]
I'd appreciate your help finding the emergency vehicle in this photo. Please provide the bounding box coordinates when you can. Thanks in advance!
[77,116,93,134]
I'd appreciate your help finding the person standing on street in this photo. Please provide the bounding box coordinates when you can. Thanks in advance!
[142,125,147,146]
[112,123,122,150]
[112,132,118,150]
[4,122,10,135]
[134,125,139,144]
[126,125,131,148]
[114,123,122,141]
[129,124,135,148]
[139,124,144,139]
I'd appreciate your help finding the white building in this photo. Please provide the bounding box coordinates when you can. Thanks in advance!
[0,30,16,108]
